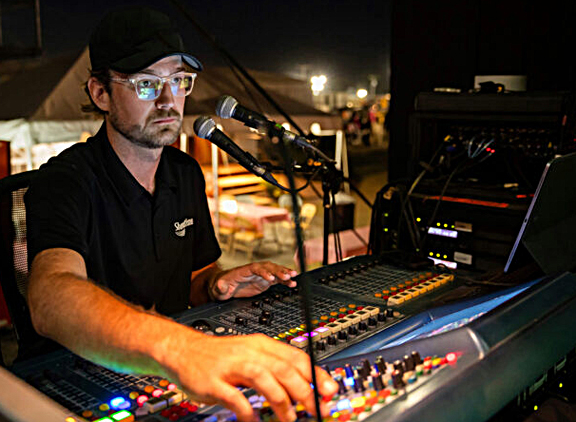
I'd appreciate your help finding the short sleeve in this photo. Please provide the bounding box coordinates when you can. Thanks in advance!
[25,159,92,265]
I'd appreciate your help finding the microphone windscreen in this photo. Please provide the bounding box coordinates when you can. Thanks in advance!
[193,116,215,139]
[215,95,238,119]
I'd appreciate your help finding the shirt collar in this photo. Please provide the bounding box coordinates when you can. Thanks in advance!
[92,123,178,206]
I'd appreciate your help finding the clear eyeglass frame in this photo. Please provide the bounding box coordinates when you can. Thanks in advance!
[110,72,197,101]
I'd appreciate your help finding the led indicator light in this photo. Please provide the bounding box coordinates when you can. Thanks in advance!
[111,410,132,421]
[110,397,125,409]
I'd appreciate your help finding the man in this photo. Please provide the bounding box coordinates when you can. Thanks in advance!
[25,6,337,422]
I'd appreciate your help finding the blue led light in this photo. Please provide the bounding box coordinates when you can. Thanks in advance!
[336,399,351,411]
[344,377,355,387]
[109,397,126,409]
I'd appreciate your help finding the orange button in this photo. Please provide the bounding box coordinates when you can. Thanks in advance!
[339,308,347,313]
[390,287,397,292]
[159,379,169,387]
[374,293,382,298]
[398,283,405,289]
[144,385,155,394]
[382,289,390,295]
[81,410,93,418]
[320,315,328,320]
[348,304,356,309]
[330,311,338,317]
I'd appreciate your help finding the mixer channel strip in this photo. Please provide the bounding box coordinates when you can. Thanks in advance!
[315,257,455,306]
[204,349,461,422]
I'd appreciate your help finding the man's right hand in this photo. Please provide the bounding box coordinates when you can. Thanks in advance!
[157,332,338,422]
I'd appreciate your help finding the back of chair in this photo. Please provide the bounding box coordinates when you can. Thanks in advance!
[0,170,42,362]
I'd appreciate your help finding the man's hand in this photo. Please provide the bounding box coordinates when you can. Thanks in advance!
[163,332,338,422]
[211,261,298,301]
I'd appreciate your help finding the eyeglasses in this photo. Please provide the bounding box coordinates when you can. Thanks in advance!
[110,72,197,101]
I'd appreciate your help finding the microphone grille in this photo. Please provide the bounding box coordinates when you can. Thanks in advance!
[193,116,216,139]
[216,95,238,119]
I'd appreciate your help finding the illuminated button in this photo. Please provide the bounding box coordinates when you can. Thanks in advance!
[339,308,347,313]
[136,395,149,406]
[110,397,126,409]
[290,336,308,348]
[388,295,404,305]
[144,386,155,394]
[167,383,177,391]
[419,281,434,292]
[99,404,110,412]
[382,289,390,295]
[432,357,442,368]
[346,309,355,315]
[374,293,382,298]
[143,396,168,413]
[303,331,320,342]
[110,410,134,422]
[159,379,170,388]
[314,326,331,338]
[320,315,329,320]
[94,418,113,422]
[152,389,163,398]
[348,304,356,309]
[330,311,339,317]
[338,313,346,318]
[278,332,286,339]
[289,328,298,334]
[81,410,94,418]
[129,392,139,400]
[299,324,307,329]
[65,418,78,422]
[398,283,405,289]
[336,318,352,328]
[405,280,413,286]
[344,315,361,327]
[446,352,457,364]
[329,317,337,322]
[326,322,342,333]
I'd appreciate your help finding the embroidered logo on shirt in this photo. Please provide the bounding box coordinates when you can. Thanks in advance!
[174,217,194,237]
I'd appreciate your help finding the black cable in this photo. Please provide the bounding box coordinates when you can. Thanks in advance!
[342,177,373,208]
[274,130,322,422]
[419,159,468,251]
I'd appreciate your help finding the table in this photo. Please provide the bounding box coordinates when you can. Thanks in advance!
[207,197,290,232]
[295,226,370,269]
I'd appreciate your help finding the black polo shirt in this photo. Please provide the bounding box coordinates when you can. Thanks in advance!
[25,124,221,315]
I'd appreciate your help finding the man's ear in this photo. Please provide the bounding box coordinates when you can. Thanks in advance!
[87,77,111,112]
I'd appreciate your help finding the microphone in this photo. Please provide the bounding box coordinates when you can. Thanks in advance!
[193,116,278,186]
[216,95,312,150]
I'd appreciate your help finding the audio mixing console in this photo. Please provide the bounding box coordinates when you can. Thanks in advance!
[7,259,576,422]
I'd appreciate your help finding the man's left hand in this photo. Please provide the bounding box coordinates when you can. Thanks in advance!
[211,262,297,301]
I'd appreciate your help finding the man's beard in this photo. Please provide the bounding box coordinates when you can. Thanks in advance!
[109,109,183,149]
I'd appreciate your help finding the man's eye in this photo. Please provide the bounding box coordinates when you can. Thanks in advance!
[138,79,156,89]
[170,76,183,85]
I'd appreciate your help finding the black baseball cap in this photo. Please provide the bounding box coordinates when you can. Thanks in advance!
[89,6,203,74]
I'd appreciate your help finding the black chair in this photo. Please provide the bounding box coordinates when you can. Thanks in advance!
[0,170,55,364]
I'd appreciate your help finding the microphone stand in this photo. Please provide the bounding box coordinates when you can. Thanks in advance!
[320,162,345,266]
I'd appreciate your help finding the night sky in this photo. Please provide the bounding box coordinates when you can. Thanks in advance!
[2,0,392,92]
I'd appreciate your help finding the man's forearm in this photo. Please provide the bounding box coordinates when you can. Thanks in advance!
[28,271,201,379]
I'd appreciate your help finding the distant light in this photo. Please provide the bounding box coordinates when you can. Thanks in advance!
[310,123,322,136]
[281,122,291,131]
[220,198,238,214]
[356,88,368,99]
[311,75,327,95]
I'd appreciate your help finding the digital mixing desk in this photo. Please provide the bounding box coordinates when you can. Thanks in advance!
[5,255,576,422]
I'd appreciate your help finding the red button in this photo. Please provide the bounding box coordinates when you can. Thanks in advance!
[319,322,326,327]
[329,318,336,322]
[357,306,364,310]
[338,413,351,422]
[338,313,346,318]
[347,310,355,314]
